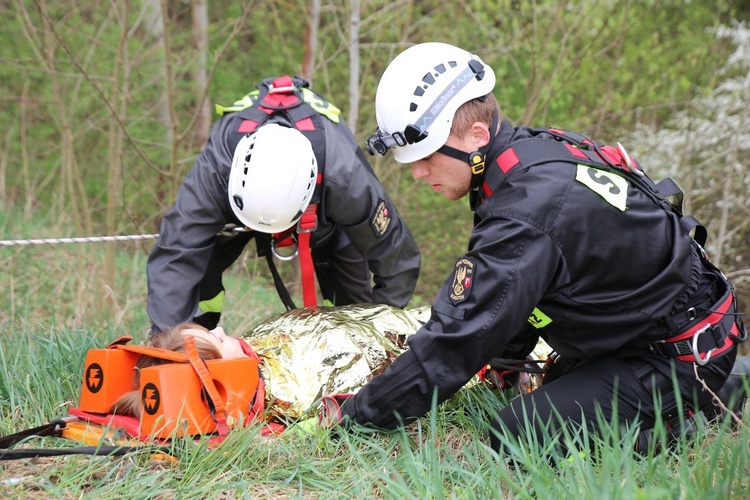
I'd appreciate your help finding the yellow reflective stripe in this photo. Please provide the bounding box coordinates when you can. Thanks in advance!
[214,88,341,123]
[215,91,261,116]
[528,307,552,329]
[199,291,225,314]
[300,88,340,123]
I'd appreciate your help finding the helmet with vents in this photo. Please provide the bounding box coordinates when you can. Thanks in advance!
[366,42,496,163]
[228,123,318,233]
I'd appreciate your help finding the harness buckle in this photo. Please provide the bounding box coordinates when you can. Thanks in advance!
[297,208,318,234]
[687,307,697,322]
[692,324,716,366]
[648,340,666,357]
[268,84,295,94]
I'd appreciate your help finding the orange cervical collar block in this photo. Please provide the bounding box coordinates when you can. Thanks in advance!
[79,348,260,438]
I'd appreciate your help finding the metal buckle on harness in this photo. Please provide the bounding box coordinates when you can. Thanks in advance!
[267,82,296,94]
[691,323,716,366]
[297,214,318,234]
[271,240,299,261]
[687,307,697,322]
[616,142,644,177]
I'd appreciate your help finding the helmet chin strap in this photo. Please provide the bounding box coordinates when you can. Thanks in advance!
[435,112,499,190]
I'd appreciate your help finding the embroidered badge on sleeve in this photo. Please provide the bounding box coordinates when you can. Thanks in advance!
[371,199,392,237]
[449,256,475,304]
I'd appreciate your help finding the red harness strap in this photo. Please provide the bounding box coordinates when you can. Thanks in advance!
[297,203,319,307]
[656,289,743,365]
[651,288,747,365]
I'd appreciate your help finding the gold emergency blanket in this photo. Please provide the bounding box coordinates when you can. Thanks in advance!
[242,304,430,421]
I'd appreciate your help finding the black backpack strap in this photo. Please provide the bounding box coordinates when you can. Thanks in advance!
[254,232,298,311]
[0,444,173,461]
[679,215,708,248]
[0,418,66,449]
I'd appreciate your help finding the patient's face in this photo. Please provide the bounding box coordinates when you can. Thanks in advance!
[182,327,247,360]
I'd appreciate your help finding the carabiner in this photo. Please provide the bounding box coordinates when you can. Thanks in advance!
[691,324,716,366]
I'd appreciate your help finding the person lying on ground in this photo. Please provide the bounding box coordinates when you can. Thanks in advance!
[111,304,430,425]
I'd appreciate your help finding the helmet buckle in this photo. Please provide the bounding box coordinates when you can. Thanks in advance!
[469,152,485,175]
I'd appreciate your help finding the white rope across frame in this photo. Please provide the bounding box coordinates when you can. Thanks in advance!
[0,225,251,247]
[0,234,159,246]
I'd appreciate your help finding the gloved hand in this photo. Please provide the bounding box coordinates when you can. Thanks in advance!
[319,393,354,428]
[477,365,518,390]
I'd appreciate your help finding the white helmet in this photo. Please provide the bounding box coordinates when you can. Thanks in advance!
[366,42,496,164]
[228,123,318,233]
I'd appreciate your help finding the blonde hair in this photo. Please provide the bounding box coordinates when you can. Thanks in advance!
[451,93,501,137]
[110,323,222,418]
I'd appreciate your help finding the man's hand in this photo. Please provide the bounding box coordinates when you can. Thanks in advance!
[319,393,354,428]
[477,365,518,390]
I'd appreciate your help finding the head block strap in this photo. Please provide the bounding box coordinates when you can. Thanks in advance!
[183,336,230,437]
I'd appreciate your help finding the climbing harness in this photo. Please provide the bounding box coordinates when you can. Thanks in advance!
[477,127,746,364]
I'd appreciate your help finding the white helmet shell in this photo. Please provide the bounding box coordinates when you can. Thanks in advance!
[228,123,318,233]
[374,42,496,164]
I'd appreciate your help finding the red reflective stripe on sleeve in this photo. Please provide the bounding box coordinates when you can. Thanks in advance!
[295,117,315,131]
[482,181,492,197]
[564,143,588,159]
[496,148,520,174]
[549,128,566,135]
[238,120,258,133]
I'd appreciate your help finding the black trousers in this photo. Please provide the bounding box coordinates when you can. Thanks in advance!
[489,348,737,454]
[194,229,373,329]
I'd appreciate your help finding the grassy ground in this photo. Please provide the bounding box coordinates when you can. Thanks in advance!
[1,216,749,498]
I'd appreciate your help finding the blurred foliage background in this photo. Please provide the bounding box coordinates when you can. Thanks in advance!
[1,0,749,331]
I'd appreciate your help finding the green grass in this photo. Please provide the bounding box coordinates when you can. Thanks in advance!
[1,213,750,498]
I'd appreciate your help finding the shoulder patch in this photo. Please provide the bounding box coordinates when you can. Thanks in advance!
[528,307,552,329]
[371,199,392,237]
[575,165,628,211]
[449,256,475,304]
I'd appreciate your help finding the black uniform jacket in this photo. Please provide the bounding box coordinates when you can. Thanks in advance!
[147,110,421,333]
[342,121,704,429]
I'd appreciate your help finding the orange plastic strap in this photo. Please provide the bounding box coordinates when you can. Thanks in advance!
[183,336,230,437]
[114,344,188,363]
[106,336,133,348]
[298,204,319,307]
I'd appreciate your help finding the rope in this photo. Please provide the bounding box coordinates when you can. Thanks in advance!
[0,234,159,247]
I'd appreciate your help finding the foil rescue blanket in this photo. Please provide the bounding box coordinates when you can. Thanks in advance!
[242,304,431,421]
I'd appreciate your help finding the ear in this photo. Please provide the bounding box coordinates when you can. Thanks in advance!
[470,122,491,148]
